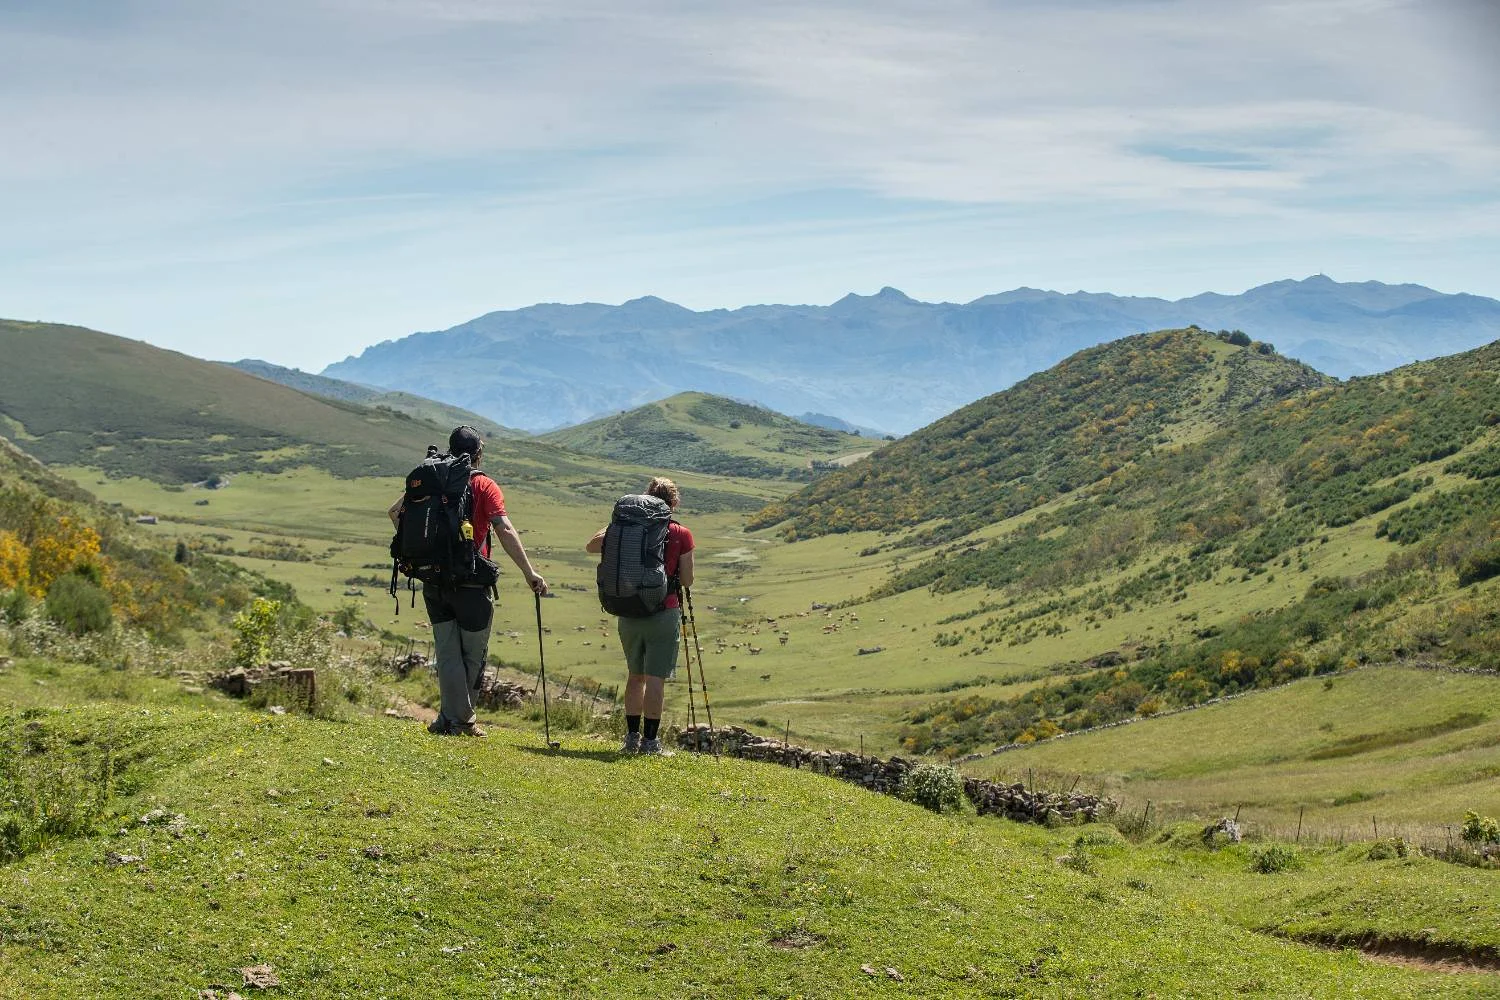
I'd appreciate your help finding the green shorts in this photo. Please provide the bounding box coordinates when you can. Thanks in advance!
[617,608,682,679]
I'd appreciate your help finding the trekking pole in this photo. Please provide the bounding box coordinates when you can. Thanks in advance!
[535,591,558,750]
[679,610,699,748]
[684,587,717,757]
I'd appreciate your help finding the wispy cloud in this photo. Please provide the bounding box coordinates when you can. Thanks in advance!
[0,0,1495,368]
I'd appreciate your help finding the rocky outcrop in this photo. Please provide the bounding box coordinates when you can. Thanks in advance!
[210,661,316,707]
[474,675,528,709]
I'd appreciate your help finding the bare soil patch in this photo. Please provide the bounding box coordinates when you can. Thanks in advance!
[1275,930,1500,974]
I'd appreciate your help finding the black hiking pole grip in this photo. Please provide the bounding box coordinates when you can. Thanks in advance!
[684,587,717,757]
[536,591,558,750]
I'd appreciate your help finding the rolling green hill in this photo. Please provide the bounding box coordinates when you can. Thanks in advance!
[0,321,772,514]
[539,391,883,479]
[750,329,1330,538]
[799,335,1500,756]
[0,320,472,482]
[227,359,528,441]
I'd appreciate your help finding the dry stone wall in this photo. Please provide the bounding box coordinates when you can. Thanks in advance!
[678,725,1116,825]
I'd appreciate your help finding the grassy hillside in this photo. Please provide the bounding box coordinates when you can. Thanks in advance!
[540,391,883,480]
[1,659,1496,997]
[0,434,269,635]
[0,320,633,488]
[228,359,528,441]
[0,320,471,482]
[965,665,1500,840]
[875,337,1500,754]
[751,329,1330,538]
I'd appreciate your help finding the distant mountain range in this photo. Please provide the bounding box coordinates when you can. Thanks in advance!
[322,276,1500,434]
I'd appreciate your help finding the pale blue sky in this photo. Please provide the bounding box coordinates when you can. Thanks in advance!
[2,0,1497,370]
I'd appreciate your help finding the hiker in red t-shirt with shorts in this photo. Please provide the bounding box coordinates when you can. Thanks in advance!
[586,476,694,754]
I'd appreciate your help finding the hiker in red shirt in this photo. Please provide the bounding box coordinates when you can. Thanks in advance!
[389,426,547,736]
[586,476,694,754]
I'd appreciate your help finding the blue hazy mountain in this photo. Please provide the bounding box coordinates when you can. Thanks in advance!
[323,277,1500,434]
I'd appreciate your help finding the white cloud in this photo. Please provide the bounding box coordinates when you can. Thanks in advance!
[0,0,1495,368]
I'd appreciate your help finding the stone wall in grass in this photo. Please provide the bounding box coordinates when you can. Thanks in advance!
[677,725,1116,825]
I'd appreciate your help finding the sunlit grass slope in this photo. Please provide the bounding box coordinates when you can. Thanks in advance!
[0,320,751,499]
[966,665,1500,840]
[1,661,1495,999]
[752,330,1330,538]
[0,320,457,482]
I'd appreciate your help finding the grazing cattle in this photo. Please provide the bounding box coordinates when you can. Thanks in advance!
[759,673,771,681]
[779,635,789,646]
[748,646,763,655]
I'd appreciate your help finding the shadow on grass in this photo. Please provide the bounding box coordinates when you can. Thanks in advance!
[514,743,628,763]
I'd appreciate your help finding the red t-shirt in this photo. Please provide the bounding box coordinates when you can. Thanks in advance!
[470,473,507,557]
[664,521,694,609]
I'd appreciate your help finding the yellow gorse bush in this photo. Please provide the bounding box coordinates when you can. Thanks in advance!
[0,529,28,592]
[25,515,102,597]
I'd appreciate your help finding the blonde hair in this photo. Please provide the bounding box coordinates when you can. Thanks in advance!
[647,476,680,509]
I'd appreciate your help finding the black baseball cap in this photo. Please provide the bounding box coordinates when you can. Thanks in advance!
[449,425,483,458]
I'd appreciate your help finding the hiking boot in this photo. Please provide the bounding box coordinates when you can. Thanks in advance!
[638,737,672,756]
[621,731,641,753]
[426,718,450,736]
[453,723,487,738]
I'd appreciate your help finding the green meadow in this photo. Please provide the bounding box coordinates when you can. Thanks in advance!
[966,665,1500,842]
[1,659,1497,999]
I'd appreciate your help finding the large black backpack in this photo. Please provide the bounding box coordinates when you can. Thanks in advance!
[388,447,498,608]
[597,494,675,617]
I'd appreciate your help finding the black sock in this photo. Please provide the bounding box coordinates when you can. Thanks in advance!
[626,714,641,735]
[643,717,661,740]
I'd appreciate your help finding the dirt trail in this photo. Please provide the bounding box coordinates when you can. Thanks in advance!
[1276,931,1500,975]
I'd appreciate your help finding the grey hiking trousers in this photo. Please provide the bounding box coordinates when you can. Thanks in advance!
[423,586,493,731]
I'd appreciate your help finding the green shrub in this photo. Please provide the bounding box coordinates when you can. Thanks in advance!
[1457,543,1500,587]
[1461,810,1500,845]
[332,601,364,635]
[1366,837,1409,861]
[44,571,113,635]
[231,597,282,668]
[1074,826,1126,848]
[1,587,31,625]
[0,712,126,863]
[521,697,600,732]
[1249,845,1301,874]
[900,761,967,814]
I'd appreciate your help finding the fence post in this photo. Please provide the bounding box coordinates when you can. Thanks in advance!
[1295,806,1304,844]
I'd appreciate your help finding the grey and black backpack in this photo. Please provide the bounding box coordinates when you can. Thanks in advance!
[597,494,675,617]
